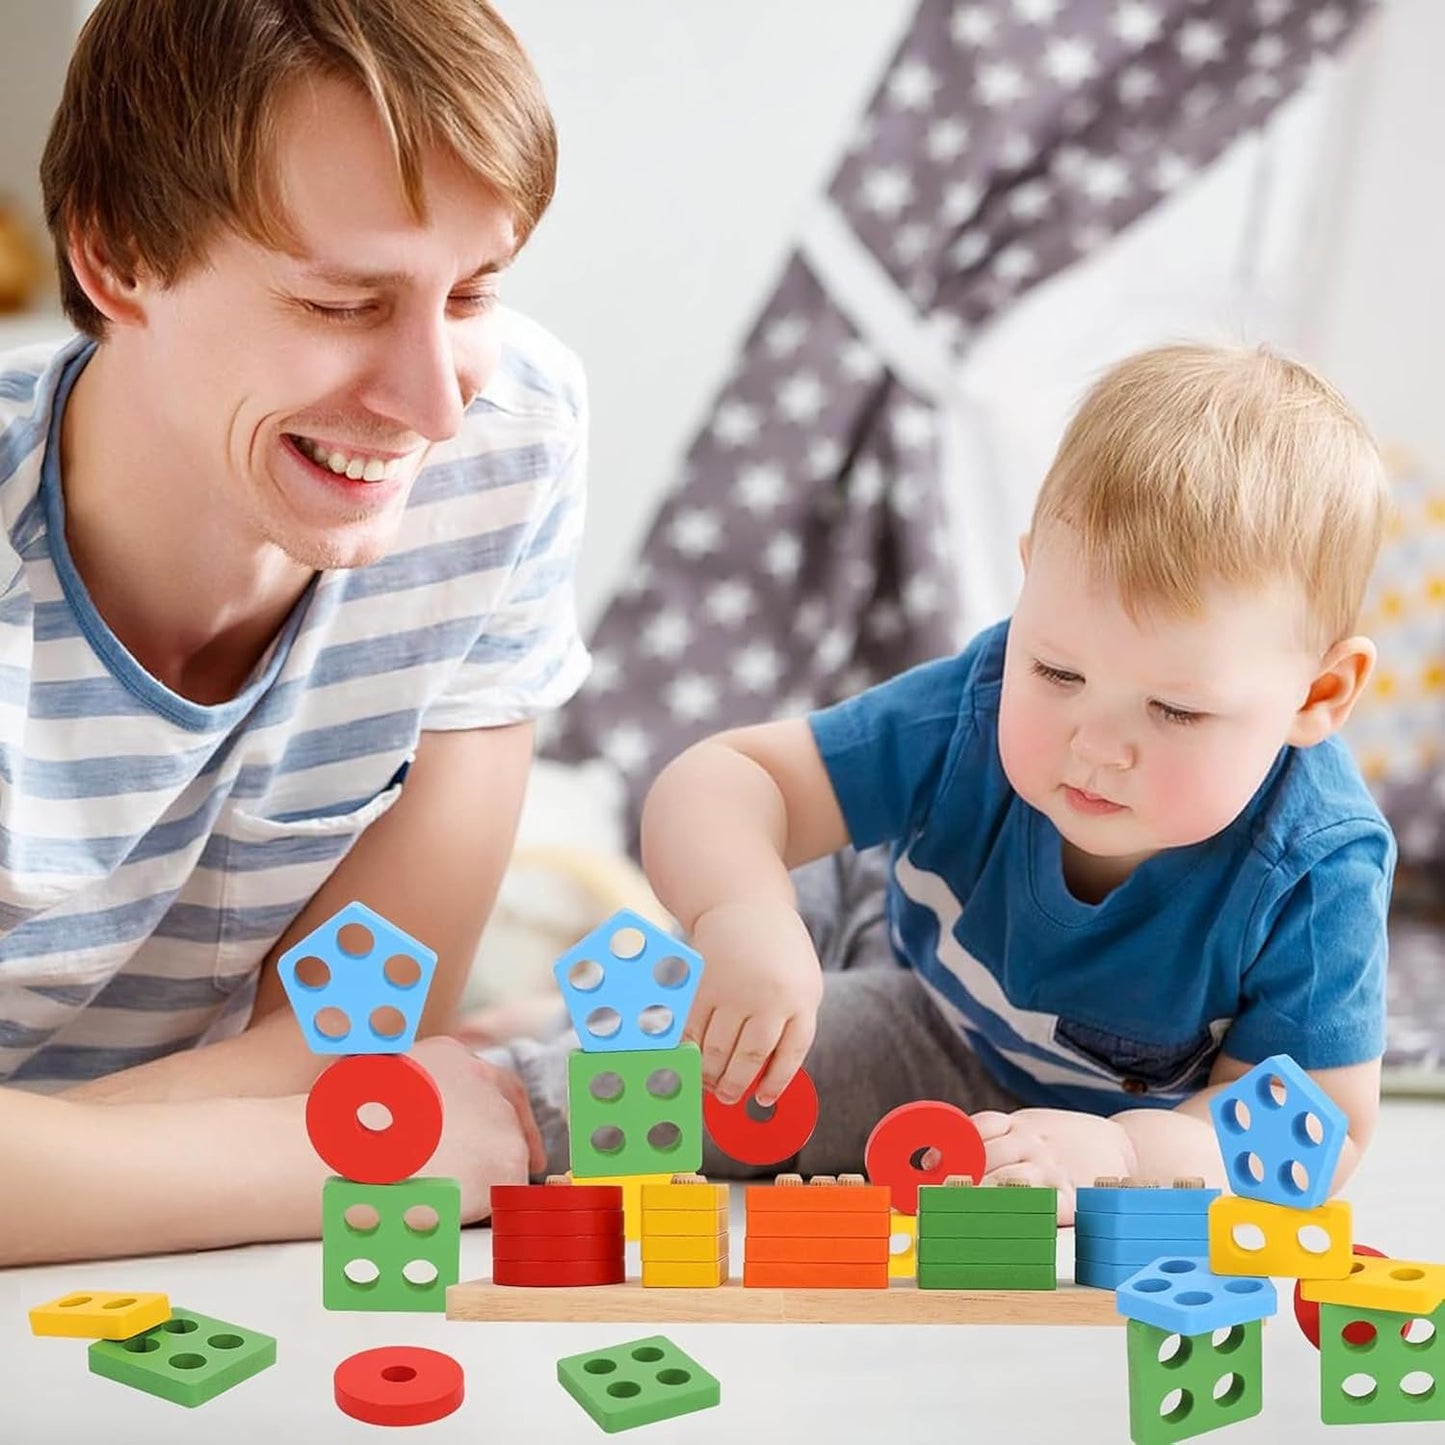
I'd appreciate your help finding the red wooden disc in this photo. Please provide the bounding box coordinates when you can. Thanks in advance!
[489,1207,625,1237]
[1293,1244,1386,1349]
[305,1054,442,1184]
[703,1067,819,1167]
[863,1100,985,1215]
[492,1257,626,1287]
[491,1183,623,1212]
[492,1231,625,1263]
[334,1346,464,1426]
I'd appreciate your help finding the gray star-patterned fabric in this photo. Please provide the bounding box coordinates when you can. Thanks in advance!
[545,0,1374,831]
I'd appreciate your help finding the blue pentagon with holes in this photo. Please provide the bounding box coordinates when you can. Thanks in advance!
[277,901,437,1055]
[553,909,703,1053]
[1208,1053,1347,1211]
[1116,1256,1277,1334]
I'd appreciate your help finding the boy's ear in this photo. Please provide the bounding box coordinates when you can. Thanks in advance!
[1018,532,1032,572]
[1286,636,1376,748]
[67,228,146,328]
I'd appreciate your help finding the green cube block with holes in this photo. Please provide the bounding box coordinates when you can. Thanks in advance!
[322,1175,460,1313]
[1320,1300,1445,1426]
[1126,1318,1261,1444]
[88,1308,276,1407]
[568,1043,702,1179]
[557,1334,719,1433]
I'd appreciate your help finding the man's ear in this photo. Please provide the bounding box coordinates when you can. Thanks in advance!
[67,229,146,329]
[1286,636,1376,748]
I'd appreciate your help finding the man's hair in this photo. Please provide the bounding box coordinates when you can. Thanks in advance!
[1029,342,1391,650]
[41,0,556,339]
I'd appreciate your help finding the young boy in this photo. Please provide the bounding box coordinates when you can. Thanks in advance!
[636,343,1395,1220]
[0,0,586,1264]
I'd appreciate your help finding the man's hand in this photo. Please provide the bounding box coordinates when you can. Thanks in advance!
[409,1036,545,1220]
[971,1107,1138,1225]
[685,898,824,1108]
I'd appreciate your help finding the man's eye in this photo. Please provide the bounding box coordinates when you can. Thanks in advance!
[1031,660,1081,685]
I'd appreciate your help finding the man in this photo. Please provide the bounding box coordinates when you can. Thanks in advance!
[0,0,586,1264]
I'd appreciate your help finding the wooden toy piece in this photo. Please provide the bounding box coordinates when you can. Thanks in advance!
[918,1178,1056,1213]
[1294,1244,1387,1350]
[493,1258,626,1287]
[640,1207,730,1236]
[641,1258,730,1288]
[742,1261,888,1289]
[1300,1254,1445,1315]
[1207,1195,1353,1281]
[489,1207,625,1237]
[491,1180,623,1213]
[323,1176,460,1313]
[334,1345,465,1426]
[29,1291,170,1340]
[88,1308,275,1407]
[584,1172,676,1240]
[747,1235,890,1266]
[639,1176,729,1211]
[917,1236,1056,1267]
[744,1209,891,1239]
[1076,1236,1213,1270]
[703,1065,819,1167]
[917,1263,1056,1291]
[493,1233,627,1264]
[568,1044,703,1178]
[1116,1258,1277,1335]
[642,1234,732,1265]
[1208,1053,1347,1212]
[1126,1318,1262,1444]
[639,1174,728,1289]
[1319,1299,1445,1426]
[278,900,437,1055]
[1075,1259,1138,1291]
[889,1211,918,1280]
[744,1175,889,1214]
[863,1100,985,1215]
[557,1335,720,1433]
[306,1054,442,1184]
[553,909,703,1054]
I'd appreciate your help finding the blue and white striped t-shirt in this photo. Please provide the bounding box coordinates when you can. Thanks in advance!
[0,310,589,1091]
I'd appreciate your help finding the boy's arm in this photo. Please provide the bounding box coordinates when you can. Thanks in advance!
[640,718,850,1106]
[65,722,537,1106]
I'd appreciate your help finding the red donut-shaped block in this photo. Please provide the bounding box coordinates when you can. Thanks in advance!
[335,1346,464,1426]
[704,1066,819,1167]
[864,1100,985,1215]
[305,1054,443,1184]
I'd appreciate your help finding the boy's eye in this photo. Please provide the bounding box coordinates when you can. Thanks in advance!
[1031,660,1081,686]
[302,300,375,322]
[1153,700,1204,726]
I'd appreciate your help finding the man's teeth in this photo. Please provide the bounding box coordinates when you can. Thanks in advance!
[293,435,404,481]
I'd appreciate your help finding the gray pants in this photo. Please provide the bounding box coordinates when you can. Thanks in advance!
[503,847,1023,1179]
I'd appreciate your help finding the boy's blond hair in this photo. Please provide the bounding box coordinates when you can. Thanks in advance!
[1029,343,1390,650]
[41,0,556,340]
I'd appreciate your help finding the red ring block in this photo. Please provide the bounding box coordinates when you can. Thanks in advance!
[490,1207,625,1237]
[491,1183,623,1212]
[305,1054,442,1184]
[492,1233,626,1264]
[704,1067,819,1167]
[863,1100,985,1215]
[334,1346,464,1426]
[492,1257,626,1288]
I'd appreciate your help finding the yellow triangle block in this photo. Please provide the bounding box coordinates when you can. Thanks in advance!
[29,1290,171,1340]
[1208,1196,1353,1279]
[1299,1255,1445,1314]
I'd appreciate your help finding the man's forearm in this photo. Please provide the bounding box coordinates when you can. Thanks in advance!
[0,1086,325,1266]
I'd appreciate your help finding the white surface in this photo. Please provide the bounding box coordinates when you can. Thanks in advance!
[2,1098,1440,1443]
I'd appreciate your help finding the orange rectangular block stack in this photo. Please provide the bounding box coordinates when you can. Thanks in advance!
[743,1174,891,1288]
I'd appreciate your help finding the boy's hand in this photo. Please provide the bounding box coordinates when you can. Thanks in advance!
[686,898,824,1109]
[409,1036,545,1219]
[971,1107,1137,1226]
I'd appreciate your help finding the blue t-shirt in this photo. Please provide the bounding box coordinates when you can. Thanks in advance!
[808,620,1394,1115]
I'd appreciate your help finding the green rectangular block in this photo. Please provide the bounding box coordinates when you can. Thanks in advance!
[1320,1301,1445,1427]
[917,1234,1056,1267]
[915,1210,1058,1240]
[568,1044,703,1179]
[557,1334,720,1433]
[917,1183,1057,1214]
[88,1308,275,1407]
[1127,1318,1262,1443]
[322,1175,460,1313]
[916,1262,1057,1291]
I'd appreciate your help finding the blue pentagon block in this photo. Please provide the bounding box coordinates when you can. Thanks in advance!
[1116,1257,1277,1335]
[554,909,702,1054]
[1208,1054,1347,1210]
[278,901,437,1055]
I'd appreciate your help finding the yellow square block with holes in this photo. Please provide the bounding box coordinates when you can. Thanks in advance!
[889,1211,917,1279]
[1208,1195,1353,1280]
[639,1179,730,1212]
[641,1232,731,1264]
[29,1290,171,1340]
[570,1172,671,1242]
[641,1256,729,1288]
[1300,1255,1445,1315]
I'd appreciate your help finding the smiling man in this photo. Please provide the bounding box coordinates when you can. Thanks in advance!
[0,0,588,1264]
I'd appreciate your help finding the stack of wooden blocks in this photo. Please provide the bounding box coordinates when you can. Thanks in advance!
[742,1174,892,1289]
[639,1175,730,1288]
[916,1178,1058,1291]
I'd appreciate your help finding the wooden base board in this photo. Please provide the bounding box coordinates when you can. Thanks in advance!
[446,1275,1121,1326]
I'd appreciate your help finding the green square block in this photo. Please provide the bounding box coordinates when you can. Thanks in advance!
[917,1183,1056,1215]
[1320,1301,1445,1427]
[557,1334,720,1433]
[916,1262,1057,1291]
[88,1308,275,1408]
[1126,1318,1262,1444]
[917,1234,1056,1267]
[322,1175,460,1313]
[916,1209,1058,1240]
[568,1044,702,1178]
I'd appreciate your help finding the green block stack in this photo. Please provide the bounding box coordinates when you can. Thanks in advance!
[915,1180,1057,1291]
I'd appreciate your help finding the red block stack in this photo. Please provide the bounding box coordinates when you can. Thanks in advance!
[490,1178,626,1287]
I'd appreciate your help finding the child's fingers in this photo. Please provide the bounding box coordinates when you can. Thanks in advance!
[983,1133,1032,1174]
[752,1013,815,1108]
[699,1010,744,1093]
[970,1110,1013,1142]
[713,1015,783,1106]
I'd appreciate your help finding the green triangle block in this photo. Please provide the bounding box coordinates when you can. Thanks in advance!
[89,1308,275,1408]
[557,1335,719,1433]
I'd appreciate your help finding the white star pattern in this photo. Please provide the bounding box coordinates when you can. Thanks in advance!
[796,600,827,639]
[926,119,971,164]
[807,437,846,479]
[666,674,720,722]
[1013,0,1063,23]
[840,339,883,384]
[816,626,853,673]
[601,723,652,775]
[903,574,943,617]
[1118,64,1161,105]
[941,180,985,226]
[978,62,1028,108]
[1152,151,1194,192]
[1081,155,1132,206]
[642,609,693,659]
[849,458,886,509]
[1249,33,1287,69]
[669,509,723,557]
[950,5,998,48]
[1114,1,1163,48]
[889,59,941,111]
[763,315,809,358]
[998,133,1037,173]
[1178,20,1226,66]
[950,230,991,270]
[737,462,787,513]
[891,474,925,518]
[993,243,1039,284]
[1310,7,1349,44]
[892,404,936,450]
[1254,0,1291,25]
[712,401,760,448]
[1009,179,1054,222]
[861,166,915,218]
[778,371,827,424]
[706,580,755,626]
[1044,37,1099,88]
[868,603,907,642]
[733,643,785,693]
[1184,84,1221,121]
[893,222,935,266]
[587,650,623,692]
[765,535,802,579]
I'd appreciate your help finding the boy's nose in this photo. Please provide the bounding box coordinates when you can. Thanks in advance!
[1070,724,1134,770]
